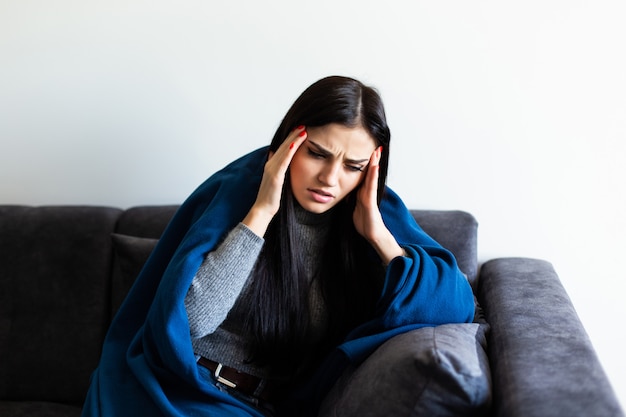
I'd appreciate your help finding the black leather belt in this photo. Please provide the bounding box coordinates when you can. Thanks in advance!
[198,357,275,402]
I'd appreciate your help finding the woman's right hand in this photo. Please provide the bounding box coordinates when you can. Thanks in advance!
[242,126,307,237]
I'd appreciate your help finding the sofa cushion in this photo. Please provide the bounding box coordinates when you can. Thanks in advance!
[110,234,158,317]
[110,206,176,318]
[0,400,82,417]
[0,206,121,404]
[319,323,491,417]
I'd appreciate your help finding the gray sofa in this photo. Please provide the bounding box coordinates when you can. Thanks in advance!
[0,204,622,417]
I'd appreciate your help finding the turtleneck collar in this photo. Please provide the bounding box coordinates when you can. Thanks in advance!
[293,199,335,226]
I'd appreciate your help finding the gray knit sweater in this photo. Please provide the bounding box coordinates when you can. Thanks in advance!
[184,206,332,381]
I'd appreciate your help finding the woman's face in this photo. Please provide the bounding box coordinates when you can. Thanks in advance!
[289,123,377,214]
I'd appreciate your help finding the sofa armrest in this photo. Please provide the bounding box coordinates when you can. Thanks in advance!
[478,257,623,417]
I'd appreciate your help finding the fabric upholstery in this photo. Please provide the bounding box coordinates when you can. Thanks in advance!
[0,206,121,404]
[1,204,622,417]
[109,206,175,317]
[479,258,624,417]
[110,234,159,318]
[319,323,492,416]
[0,401,82,417]
[114,205,179,239]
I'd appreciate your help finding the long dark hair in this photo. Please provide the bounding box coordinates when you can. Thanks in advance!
[245,76,391,373]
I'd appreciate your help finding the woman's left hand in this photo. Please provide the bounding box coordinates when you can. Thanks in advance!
[353,147,406,265]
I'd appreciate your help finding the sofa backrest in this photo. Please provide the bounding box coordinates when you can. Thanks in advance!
[411,210,479,288]
[0,204,477,406]
[0,205,121,405]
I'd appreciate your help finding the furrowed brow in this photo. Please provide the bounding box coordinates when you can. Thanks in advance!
[346,157,369,164]
[308,141,369,164]
[308,141,332,156]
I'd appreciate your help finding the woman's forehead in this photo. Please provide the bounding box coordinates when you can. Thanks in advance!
[306,124,376,156]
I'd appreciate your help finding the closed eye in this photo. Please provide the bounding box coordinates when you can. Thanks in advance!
[346,164,364,172]
[307,148,326,159]
[308,147,365,172]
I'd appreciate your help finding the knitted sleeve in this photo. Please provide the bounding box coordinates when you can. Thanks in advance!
[184,222,264,338]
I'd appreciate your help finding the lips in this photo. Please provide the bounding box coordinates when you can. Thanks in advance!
[307,188,335,203]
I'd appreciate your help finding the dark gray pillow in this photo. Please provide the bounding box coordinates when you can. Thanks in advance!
[319,323,492,417]
[110,233,158,317]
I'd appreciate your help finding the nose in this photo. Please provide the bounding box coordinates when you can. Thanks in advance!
[318,162,340,187]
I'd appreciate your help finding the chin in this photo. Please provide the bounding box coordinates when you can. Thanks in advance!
[293,196,335,214]
[301,202,333,214]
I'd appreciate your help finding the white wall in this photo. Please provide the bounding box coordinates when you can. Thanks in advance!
[1,0,625,407]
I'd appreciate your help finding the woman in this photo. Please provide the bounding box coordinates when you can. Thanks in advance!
[82,76,475,417]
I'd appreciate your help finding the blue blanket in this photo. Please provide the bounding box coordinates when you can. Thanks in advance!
[82,147,474,417]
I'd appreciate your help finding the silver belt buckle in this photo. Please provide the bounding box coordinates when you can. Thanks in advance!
[214,363,237,388]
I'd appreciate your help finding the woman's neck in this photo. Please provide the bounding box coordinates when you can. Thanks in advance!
[293,200,334,226]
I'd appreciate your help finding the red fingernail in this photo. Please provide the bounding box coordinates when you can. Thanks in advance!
[298,130,306,137]
[289,142,295,149]
[297,125,305,130]
[378,146,383,153]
